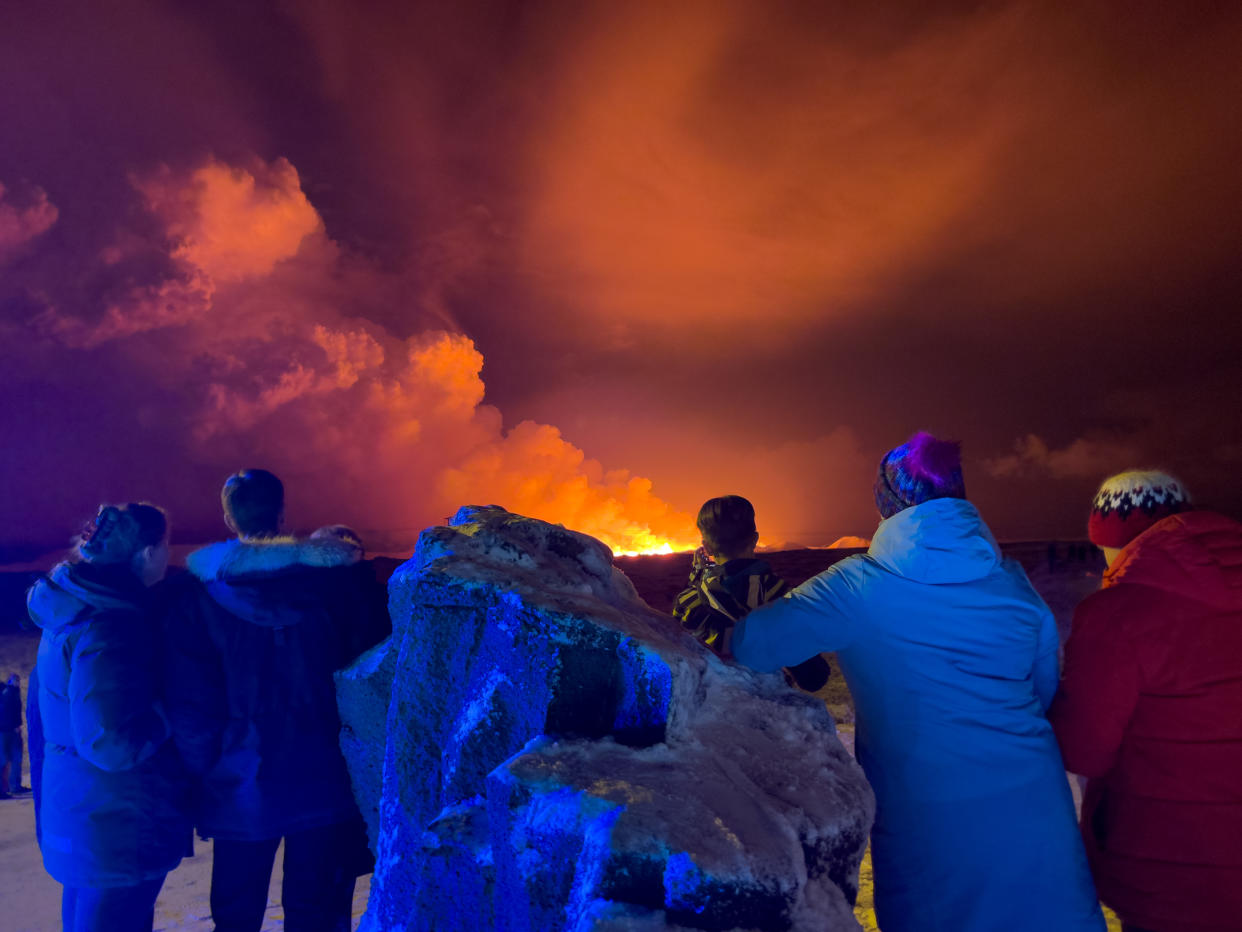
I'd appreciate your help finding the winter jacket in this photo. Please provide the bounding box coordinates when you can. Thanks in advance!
[27,664,44,846]
[672,558,830,692]
[0,681,20,731]
[26,561,191,887]
[733,498,1104,932]
[1049,511,1242,932]
[163,536,389,841]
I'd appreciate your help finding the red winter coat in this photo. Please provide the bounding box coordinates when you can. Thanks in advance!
[1050,511,1242,932]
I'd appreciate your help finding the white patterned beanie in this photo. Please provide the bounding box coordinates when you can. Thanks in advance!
[1088,469,1190,548]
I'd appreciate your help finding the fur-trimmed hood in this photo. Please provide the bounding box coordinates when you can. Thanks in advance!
[187,535,360,582]
[186,536,362,628]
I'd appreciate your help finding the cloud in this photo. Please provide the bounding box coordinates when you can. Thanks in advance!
[15,154,696,554]
[137,158,323,284]
[0,183,58,264]
[985,434,1143,480]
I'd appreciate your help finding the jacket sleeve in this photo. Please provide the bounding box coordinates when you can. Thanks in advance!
[1033,607,1061,712]
[672,586,731,650]
[1047,592,1140,777]
[161,581,227,776]
[732,561,860,672]
[68,613,170,772]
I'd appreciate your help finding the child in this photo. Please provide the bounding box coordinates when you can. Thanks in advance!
[673,495,830,692]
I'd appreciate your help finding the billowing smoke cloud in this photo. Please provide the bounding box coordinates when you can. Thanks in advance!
[0,184,58,265]
[4,156,697,556]
[3,0,1242,557]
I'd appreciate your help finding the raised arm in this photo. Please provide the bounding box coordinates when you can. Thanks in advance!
[732,559,860,672]
[161,579,227,776]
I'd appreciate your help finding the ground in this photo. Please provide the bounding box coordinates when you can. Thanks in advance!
[2,543,1120,929]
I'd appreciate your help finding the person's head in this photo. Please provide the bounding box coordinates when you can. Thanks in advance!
[873,431,967,519]
[76,502,170,587]
[221,469,284,538]
[1088,469,1190,565]
[310,524,365,558]
[6,674,17,687]
[697,495,759,562]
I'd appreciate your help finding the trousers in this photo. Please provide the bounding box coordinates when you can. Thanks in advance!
[210,820,357,932]
[0,729,22,792]
[61,875,166,932]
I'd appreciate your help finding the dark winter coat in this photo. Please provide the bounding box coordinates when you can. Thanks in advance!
[0,681,20,731]
[672,558,831,692]
[26,561,191,887]
[27,664,44,846]
[1050,511,1242,932]
[164,536,389,841]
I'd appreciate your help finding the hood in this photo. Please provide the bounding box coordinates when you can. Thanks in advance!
[26,561,145,632]
[186,535,360,582]
[187,535,360,628]
[868,497,1001,584]
[1105,511,1242,609]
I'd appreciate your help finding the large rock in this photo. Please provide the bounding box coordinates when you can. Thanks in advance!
[336,506,873,931]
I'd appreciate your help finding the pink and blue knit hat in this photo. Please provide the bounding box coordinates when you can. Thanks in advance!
[874,432,967,519]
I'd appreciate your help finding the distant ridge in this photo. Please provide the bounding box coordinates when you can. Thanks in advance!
[828,535,871,549]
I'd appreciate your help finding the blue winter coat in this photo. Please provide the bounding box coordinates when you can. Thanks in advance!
[26,561,191,888]
[733,498,1105,932]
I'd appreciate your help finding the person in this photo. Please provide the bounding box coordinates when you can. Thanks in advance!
[0,673,27,796]
[1049,471,1242,932]
[163,469,386,932]
[26,664,45,843]
[731,432,1105,932]
[25,503,191,932]
[672,495,830,692]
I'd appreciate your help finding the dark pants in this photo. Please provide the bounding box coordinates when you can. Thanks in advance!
[0,729,21,792]
[61,875,166,932]
[211,821,357,932]
[1122,926,1157,932]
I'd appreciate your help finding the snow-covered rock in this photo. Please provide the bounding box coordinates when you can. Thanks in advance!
[337,506,873,931]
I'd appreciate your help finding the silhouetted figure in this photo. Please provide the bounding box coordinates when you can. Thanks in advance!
[672,495,830,692]
[26,503,191,932]
[164,470,387,932]
[733,432,1105,932]
[1051,470,1242,932]
[0,673,25,796]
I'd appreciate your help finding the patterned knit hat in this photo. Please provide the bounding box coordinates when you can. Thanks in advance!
[874,432,967,519]
[1088,469,1190,548]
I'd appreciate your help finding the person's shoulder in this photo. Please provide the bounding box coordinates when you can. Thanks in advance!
[807,552,874,588]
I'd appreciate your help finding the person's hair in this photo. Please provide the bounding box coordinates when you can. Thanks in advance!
[697,495,758,560]
[221,469,284,537]
[76,502,168,565]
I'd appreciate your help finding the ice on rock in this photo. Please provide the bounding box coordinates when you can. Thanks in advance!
[336,506,873,931]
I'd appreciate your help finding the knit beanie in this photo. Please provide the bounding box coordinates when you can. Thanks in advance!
[1088,469,1190,548]
[874,432,967,519]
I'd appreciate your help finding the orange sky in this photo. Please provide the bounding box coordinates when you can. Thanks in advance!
[2,1,1241,558]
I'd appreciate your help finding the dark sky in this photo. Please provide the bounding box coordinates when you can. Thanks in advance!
[2,0,1241,558]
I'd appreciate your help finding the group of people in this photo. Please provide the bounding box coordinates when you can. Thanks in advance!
[674,432,1242,932]
[19,436,1242,932]
[23,469,389,932]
